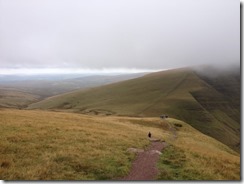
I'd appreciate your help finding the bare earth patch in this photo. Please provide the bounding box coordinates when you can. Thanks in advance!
[121,141,167,180]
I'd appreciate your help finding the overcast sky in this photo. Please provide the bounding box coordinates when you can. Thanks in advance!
[0,0,240,74]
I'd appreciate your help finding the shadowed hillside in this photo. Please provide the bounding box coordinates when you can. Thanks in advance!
[28,67,240,152]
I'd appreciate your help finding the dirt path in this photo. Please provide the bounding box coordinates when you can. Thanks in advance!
[166,121,177,142]
[119,121,177,180]
[120,141,167,180]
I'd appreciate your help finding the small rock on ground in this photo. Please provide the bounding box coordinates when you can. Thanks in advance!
[127,148,144,153]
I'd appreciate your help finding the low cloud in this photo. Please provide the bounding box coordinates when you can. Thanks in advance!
[0,0,240,73]
[0,67,161,75]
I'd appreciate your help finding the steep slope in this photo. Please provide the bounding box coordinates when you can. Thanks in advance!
[28,67,240,152]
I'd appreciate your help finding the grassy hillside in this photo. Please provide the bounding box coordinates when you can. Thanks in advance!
[28,67,240,152]
[0,109,239,180]
[157,118,240,180]
[28,68,204,114]
[0,88,41,108]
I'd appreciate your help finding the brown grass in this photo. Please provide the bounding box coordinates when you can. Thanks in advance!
[0,109,240,180]
[0,109,168,180]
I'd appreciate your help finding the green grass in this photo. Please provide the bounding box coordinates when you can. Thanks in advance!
[158,145,198,180]
[28,67,240,152]
[157,119,240,180]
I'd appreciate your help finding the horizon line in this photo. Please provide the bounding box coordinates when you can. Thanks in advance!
[0,67,168,75]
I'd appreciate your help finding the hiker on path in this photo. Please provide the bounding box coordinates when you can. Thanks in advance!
[148,132,151,138]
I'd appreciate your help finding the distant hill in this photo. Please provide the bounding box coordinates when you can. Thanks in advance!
[0,88,41,108]
[0,73,147,97]
[28,67,240,152]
